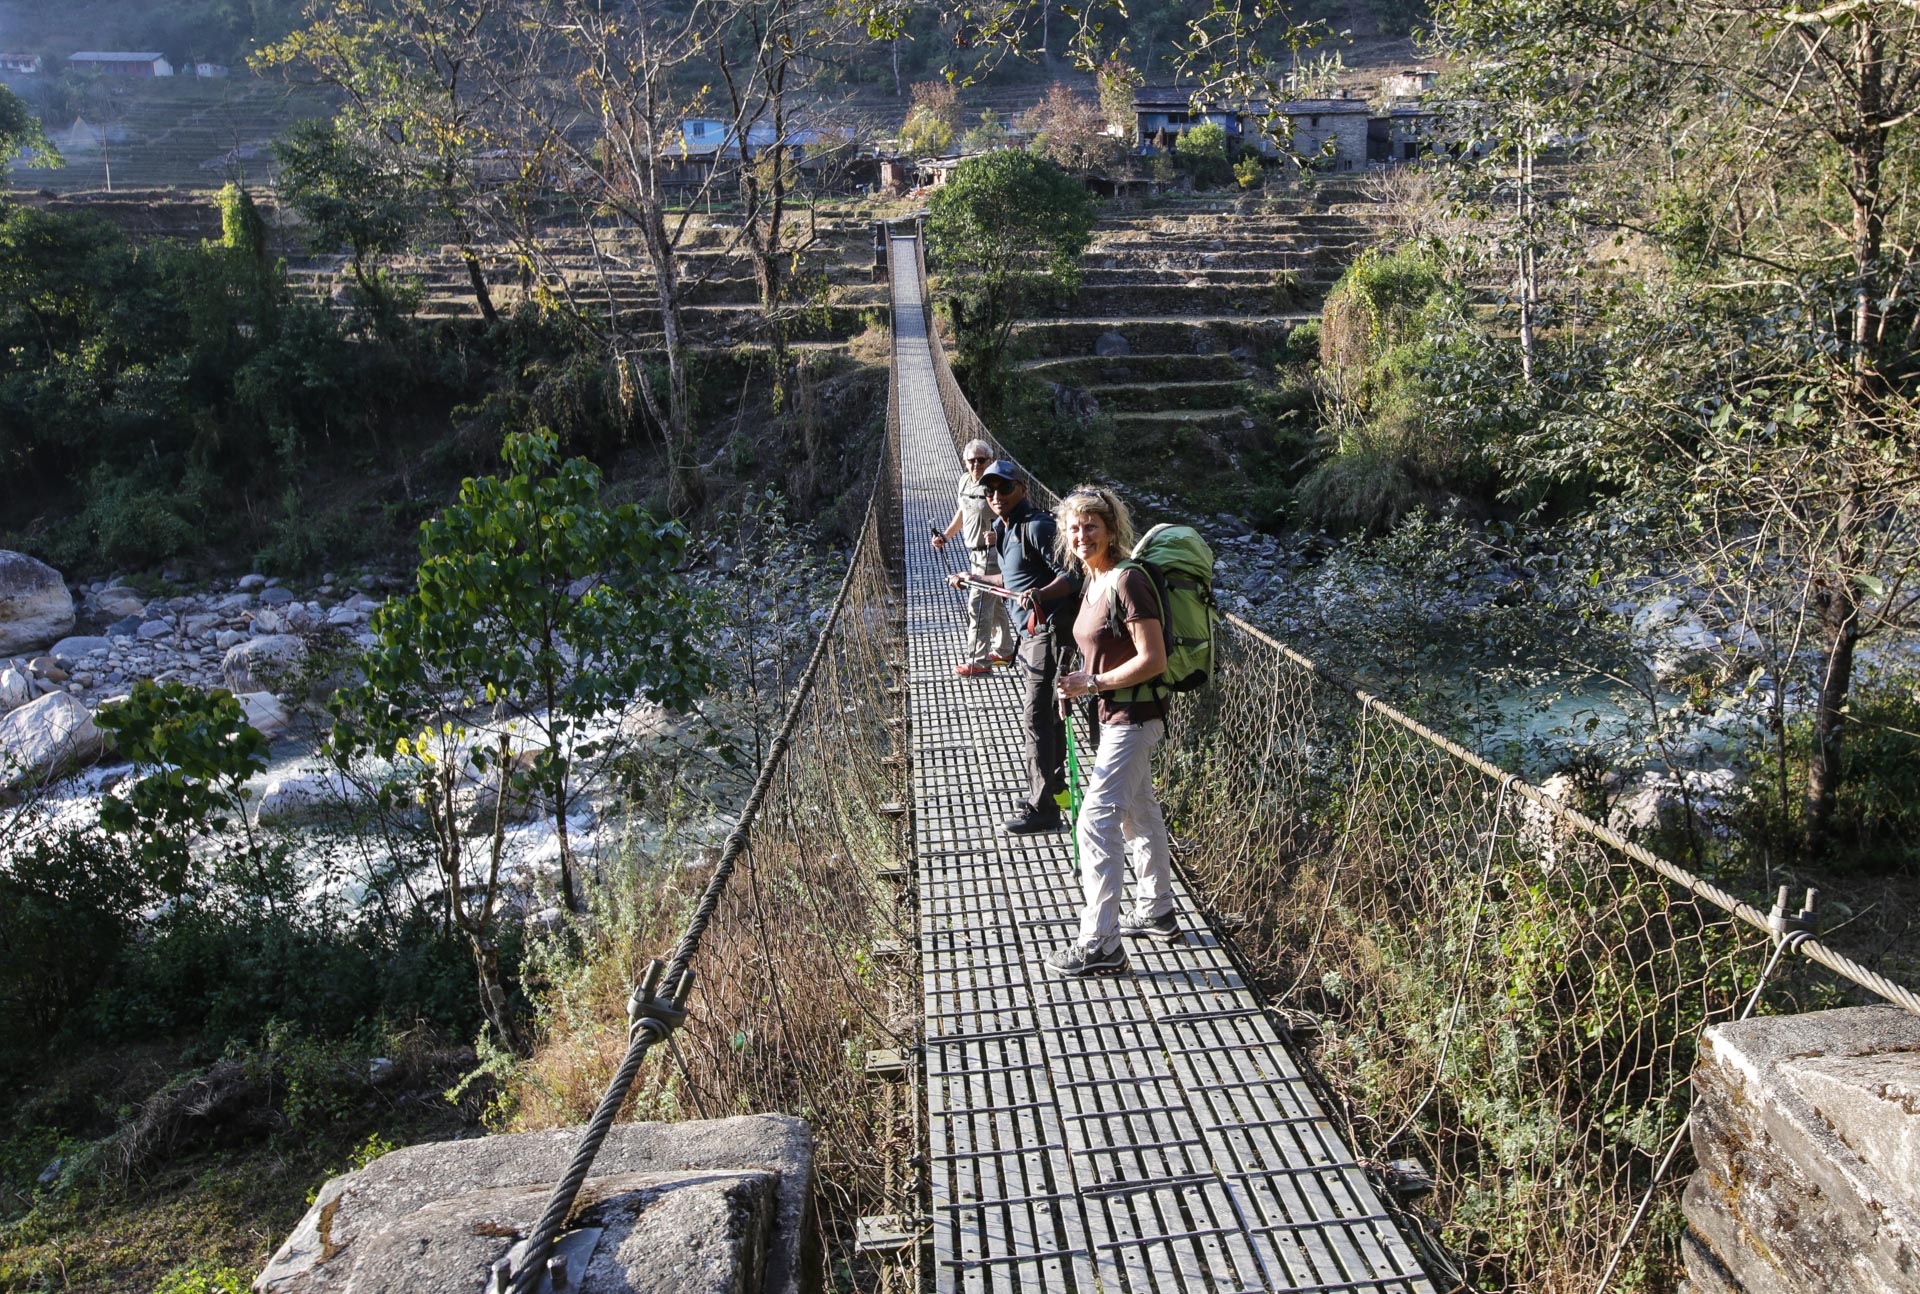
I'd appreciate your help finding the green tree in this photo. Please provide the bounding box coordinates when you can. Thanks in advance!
[1433,0,1920,855]
[333,431,719,1042]
[271,117,415,323]
[0,83,58,170]
[1174,121,1232,186]
[256,0,501,322]
[900,79,962,155]
[927,149,1096,372]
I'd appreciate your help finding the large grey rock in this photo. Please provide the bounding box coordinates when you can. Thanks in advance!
[1093,329,1130,357]
[93,585,146,619]
[0,691,101,784]
[1682,1005,1920,1294]
[0,551,75,655]
[253,769,355,823]
[258,1115,816,1294]
[49,635,113,662]
[0,667,31,713]
[236,692,293,739]
[223,634,307,693]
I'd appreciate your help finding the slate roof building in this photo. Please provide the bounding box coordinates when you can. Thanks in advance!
[1131,87,1371,169]
[70,51,174,76]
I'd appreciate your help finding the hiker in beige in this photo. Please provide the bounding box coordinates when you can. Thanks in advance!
[931,439,1015,677]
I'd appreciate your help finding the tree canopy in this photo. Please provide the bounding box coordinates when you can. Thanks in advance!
[927,150,1097,372]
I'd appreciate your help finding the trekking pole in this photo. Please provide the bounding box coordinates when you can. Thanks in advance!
[1057,692,1086,871]
[955,574,1021,600]
[927,521,957,579]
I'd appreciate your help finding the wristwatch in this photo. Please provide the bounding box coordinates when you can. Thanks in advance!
[1090,673,1104,693]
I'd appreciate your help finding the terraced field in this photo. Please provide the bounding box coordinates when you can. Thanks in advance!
[286,207,896,348]
[1014,194,1379,447]
[5,78,332,193]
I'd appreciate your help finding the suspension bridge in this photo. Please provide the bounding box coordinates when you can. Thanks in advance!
[490,225,1920,1294]
[890,233,1433,1293]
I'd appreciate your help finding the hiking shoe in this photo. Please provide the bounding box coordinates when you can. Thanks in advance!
[1044,942,1129,978]
[989,652,1015,665]
[953,661,993,678]
[1119,906,1182,944]
[1003,805,1064,834]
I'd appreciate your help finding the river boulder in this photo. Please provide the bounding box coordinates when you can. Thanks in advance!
[0,667,32,714]
[235,692,293,740]
[0,691,102,785]
[0,552,75,655]
[222,634,307,693]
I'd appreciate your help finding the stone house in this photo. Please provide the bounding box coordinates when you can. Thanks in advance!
[1131,87,1372,169]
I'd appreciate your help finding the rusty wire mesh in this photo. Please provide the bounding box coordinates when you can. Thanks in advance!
[909,226,1913,1292]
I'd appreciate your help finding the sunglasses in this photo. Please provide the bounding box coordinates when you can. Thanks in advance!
[966,456,991,464]
[984,481,1021,495]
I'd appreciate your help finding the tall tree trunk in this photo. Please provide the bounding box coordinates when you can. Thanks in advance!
[1804,17,1889,857]
[461,243,499,323]
[1805,524,1861,855]
[642,206,700,513]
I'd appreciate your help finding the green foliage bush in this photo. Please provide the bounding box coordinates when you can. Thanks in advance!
[1300,245,1489,531]
[1175,122,1234,187]
[0,198,412,570]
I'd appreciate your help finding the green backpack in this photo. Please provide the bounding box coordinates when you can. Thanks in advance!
[1106,523,1219,701]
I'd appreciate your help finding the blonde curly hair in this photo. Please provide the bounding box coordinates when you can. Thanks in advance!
[1052,484,1136,577]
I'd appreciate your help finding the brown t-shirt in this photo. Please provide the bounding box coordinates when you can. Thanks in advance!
[1073,567,1167,726]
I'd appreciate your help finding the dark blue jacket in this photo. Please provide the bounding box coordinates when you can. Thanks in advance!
[992,498,1081,636]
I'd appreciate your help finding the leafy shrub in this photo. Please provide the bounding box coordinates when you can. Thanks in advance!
[1175,123,1234,187]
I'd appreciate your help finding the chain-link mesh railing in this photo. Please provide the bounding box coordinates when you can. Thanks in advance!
[909,227,1918,1292]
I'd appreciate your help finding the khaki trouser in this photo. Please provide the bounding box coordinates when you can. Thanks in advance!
[965,550,1015,666]
[1075,717,1173,950]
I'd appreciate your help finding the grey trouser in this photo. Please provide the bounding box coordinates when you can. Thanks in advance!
[966,550,1015,665]
[1017,626,1068,813]
[1076,717,1173,949]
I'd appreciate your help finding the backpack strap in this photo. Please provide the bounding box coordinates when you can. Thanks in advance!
[1104,560,1170,704]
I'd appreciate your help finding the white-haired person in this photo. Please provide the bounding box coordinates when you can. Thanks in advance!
[931,438,1016,677]
[1045,485,1179,977]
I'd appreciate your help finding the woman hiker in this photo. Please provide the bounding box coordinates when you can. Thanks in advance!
[931,439,1015,677]
[1045,485,1181,978]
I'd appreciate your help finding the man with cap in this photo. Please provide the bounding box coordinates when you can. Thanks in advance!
[946,460,1082,833]
[931,438,1015,677]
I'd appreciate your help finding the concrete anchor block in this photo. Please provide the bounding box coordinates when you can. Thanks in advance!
[257,1114,818,1294]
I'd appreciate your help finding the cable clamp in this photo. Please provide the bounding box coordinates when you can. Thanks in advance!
[627,960,692,1044]
[1767,886,1818,946]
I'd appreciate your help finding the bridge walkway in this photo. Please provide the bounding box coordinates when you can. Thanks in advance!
[889,236,1437,1294]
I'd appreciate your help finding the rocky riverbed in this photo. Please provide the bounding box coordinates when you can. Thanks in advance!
[1,549,401,785]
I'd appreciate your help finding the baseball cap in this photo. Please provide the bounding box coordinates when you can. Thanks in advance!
[978,460,1024,487]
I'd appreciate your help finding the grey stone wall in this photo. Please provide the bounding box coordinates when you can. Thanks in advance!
[1683,1005,1920,1294]
[258,1113,817,1294]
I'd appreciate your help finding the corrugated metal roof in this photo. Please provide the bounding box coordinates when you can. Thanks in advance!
[70,51,167,61]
